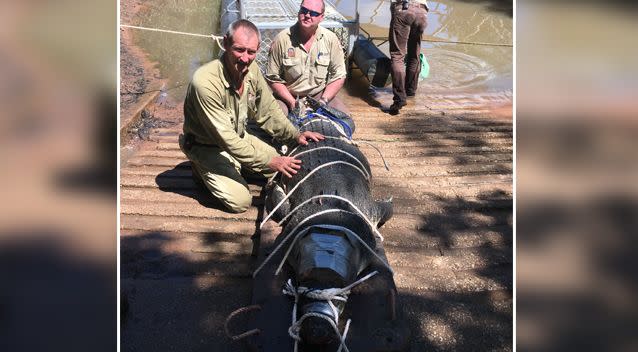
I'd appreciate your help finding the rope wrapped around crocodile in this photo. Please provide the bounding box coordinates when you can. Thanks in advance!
[257,96,394,351]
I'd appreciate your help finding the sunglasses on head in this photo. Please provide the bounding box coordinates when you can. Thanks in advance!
[299,6,323,17]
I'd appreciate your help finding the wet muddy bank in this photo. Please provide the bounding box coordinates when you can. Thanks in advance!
[120,0,161,116]
[120,0,184,163]
[119,0,220,153]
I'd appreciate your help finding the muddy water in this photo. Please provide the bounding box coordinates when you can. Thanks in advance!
[131,0,511,105]
[131,0,222,102]
[336,0,512,104]
[338,0,512,90]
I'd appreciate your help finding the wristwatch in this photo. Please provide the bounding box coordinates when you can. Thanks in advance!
[319,97,329,105]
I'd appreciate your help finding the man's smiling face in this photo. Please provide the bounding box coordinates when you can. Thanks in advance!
[224,26,259,79]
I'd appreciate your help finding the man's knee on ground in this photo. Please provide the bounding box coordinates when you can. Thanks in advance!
[195,163,253,213]
[217,189,252,213]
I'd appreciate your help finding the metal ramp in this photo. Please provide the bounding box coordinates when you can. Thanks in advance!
[221,0,359,71]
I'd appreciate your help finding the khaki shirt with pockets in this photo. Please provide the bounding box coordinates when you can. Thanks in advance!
[182,58,300,171]
[266,25,347,97]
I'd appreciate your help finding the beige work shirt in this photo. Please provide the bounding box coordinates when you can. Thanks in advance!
[183,58,300,171]
[266,25,347,97]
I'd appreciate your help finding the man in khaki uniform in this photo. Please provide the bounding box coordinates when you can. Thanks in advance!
[266,0,349,115]
[180,20,323,213]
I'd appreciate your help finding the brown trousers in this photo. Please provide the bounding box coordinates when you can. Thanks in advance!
[389,2,428,104]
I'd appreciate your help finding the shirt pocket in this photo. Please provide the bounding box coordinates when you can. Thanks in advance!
[283,58,303,82]
[313,56,330,84]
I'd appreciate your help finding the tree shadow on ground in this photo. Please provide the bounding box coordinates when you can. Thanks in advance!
[517,195,638,352]
[515,119,638,351]
[121,230,255,352]
[422,190,512,251]
[372,110,513,350]
[124,146,271,351]
[400,289,512,351]
[390,188,512,351]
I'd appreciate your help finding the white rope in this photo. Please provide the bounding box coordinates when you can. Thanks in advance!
[277,194,385,241]
[285,270,378,301]
[120,24,224,50]
[292,120,385,174]
[310,111,347,124]
[260,161,369,228]
[253,209,345,278]
[291,146,370,180]
[356,140,390,171]
[323,135,354,144]
[301,117,349,139]
[284,136,354,168]
[339,319,352,352]
[275,223,392,276]
[290,313,349,352]
[253,211,393,278]
[282,271,379,352]
[267,135,355,184]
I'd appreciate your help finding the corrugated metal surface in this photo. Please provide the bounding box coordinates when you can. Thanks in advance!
[120,76,513,350]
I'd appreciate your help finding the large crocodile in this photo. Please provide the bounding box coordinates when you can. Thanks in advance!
[254,97,397,350]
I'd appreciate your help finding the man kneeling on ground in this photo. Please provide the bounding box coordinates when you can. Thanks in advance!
[180,19,324,213]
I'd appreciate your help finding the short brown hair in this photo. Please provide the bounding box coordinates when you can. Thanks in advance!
[225,19,261,44]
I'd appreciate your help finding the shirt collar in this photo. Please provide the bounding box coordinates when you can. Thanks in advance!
[315,25,326,40]
[218,54,231,89]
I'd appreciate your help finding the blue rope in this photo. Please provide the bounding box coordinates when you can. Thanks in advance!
[289,111,314,126]
[313,109,353,139]
[289,109,353,139]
